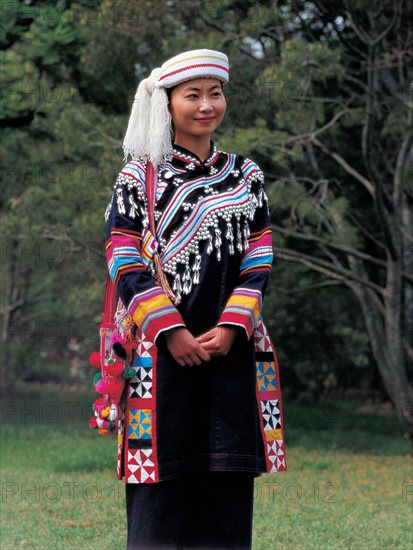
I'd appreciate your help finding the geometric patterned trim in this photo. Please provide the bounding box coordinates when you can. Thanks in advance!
[120,328,160,483]
[254,318,272,352]
[254,317,287,473]
[128,409,152,439]
[126,449,157,483]
[267,440,286,472]
[257,361,277,391]
[129,367,153,398]
[261,399,281,431]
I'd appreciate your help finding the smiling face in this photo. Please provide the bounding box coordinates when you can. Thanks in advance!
[169,77,227,148]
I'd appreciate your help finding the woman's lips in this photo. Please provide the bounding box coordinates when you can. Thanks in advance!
[195,118,215,123]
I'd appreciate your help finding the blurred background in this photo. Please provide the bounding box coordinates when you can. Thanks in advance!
[1,0,412,435]
[2,0,412,436]
[1,2,412,549]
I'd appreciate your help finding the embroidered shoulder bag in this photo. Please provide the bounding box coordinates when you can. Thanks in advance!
[89,161,176,435]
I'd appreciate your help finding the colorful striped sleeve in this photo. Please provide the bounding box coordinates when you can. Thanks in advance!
[105,162,185,342]
[217,159,273,339]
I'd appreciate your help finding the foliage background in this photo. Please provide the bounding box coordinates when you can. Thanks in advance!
[1,0,412,430]
[1,1,412,549]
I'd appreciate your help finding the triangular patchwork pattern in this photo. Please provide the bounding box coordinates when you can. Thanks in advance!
[266,440,286,472]
[128,409,152,439]
[119,329,158,483]
[129,366,153,398]
[126,449,156,483]
[136,329,156,358]
[254,319,287,474]
[256,361,277,391]
[261,399,281,430]
[254,319,272,352]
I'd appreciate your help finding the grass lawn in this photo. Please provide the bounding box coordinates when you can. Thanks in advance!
[1,383,412,550]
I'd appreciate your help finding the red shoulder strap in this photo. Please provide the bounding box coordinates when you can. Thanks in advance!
[145,161,157,237]
[102,273,117,324]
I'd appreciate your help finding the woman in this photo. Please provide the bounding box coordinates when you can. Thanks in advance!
[105,49,286,549]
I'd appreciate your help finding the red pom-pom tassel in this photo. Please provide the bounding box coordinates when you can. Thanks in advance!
[89,417,98,429]
[89,351,101,368]
[104,361,124,377]
[95,378,124,400]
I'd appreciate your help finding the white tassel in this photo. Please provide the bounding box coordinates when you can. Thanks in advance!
[192,255,201,284]
[236,221,243,253]
[109,403,119,421]
[173,273,182,302]
[206,232,214,255]
[182,265,192,295]
[226,221,235,255]
[122,68,173,165]
[148,86,173,166]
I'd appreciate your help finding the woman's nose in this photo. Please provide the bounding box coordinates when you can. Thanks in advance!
[199,98,213,111]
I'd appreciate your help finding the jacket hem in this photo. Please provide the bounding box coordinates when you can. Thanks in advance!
[155,454,268,482]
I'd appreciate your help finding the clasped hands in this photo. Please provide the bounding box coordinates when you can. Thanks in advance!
[163,326,239,367]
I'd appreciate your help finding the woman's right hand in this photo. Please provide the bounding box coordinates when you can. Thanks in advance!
[163,327,211,366]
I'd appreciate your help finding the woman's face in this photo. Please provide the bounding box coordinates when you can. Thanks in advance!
[169,77,226,143]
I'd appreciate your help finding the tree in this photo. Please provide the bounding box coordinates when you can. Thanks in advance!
[1,0,411,440]
[0,0,116,383]
[188,0,412,435]
[219,0,412,436]
[0,0,202,384]
[282,0,413,438]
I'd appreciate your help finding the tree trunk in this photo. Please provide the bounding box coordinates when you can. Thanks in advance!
[348,260,413,438]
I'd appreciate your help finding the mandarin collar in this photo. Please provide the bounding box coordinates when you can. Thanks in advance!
[171,141,219,167]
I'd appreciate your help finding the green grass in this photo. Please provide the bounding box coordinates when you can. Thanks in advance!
[1,385,412,550]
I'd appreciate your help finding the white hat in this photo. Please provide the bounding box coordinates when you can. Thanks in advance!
[123,49,229,165]
[158,49,229,88]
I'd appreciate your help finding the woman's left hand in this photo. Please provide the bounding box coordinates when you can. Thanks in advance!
[196,326,239,356]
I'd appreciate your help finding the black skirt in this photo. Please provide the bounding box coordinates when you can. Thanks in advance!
[126,470,255,550]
